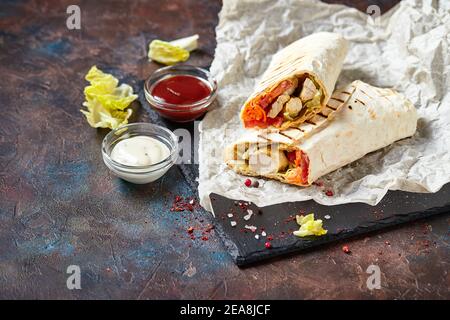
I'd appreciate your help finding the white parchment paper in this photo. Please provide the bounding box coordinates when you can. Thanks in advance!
[198,0,450,212]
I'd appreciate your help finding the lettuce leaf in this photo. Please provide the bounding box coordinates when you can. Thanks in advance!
[293,213,328,237]
[81,99,132,129]
[86,83,137,111]
[304,90,322,113]
[81,66,137,129]
[85,66,118,92]
[169,34,199,52]
[148,39,190,65]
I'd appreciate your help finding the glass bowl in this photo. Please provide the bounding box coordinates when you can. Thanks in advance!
[102,123,179,184]
[144,65,217,122]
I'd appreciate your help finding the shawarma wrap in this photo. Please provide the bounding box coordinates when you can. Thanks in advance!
[240,32,349,130]
[227,80,418,186]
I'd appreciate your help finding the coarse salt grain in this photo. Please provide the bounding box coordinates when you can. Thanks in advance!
[245,225,257,232]
[227,213,233,218]
[243,209,253,221]
[324,215,331,220]
[255,234,260,240]
[230,221,237,227]
[261,231,267,237]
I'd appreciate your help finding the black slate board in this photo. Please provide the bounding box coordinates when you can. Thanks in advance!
[209,184,450,266]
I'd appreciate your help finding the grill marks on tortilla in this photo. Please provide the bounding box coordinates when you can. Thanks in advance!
[279,131,298,141]
[260,59,306,89]
[264,86,356,143]
[359,88,373,100]
[349,82,399,119]
[281,128,304,141]
[258,131,294,145]
[309,114,328,127]
[355,98,366,106]
[320,106,335,116]
[326,97,344,110]
[326,84,356,111]
[258,50,313,96]
[331,97,345,103]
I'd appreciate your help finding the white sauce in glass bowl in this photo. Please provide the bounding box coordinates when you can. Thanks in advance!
[110,136,170,166]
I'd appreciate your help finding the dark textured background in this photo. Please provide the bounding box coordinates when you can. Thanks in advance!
[0,0,448,299]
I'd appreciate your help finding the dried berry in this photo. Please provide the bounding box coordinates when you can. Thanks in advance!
[313,181,324,187]
[252,180,259,188]
[187,226,194,234]
[170,195,198,212]
[325,190,334,197]
[342,245,351,254]
[244,179,252,187]
[265,242,272,249]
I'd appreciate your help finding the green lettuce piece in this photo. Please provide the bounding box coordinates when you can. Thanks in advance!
[148,39,190,65]
[304,90,322,113]
[86,83,137,111]
[283,112,295,121]
[85,66,118,89]
[170,34,199,52]
[81,99,132,129]
[81,66,137,129]
[84,66,118,101]
[293,213,327,237]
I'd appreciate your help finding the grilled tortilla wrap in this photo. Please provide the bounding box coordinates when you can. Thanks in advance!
[240,32,349,130]
[227,81,418,186]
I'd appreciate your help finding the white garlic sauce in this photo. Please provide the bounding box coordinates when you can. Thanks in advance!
[110,136,170,166]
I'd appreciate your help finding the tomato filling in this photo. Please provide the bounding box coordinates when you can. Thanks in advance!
[266,115,284,127]
[242,80,294,128]
[285,150,309,185]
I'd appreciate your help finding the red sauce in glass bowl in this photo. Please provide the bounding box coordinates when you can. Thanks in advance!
[152,75,211,105]
[144,66,217,123]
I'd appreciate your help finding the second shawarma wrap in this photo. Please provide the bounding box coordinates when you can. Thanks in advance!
[227,80,418,186]
[240,32,349,130]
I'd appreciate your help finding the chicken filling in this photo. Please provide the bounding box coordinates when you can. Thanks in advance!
[242,76,323,128]
[234,144,310,185]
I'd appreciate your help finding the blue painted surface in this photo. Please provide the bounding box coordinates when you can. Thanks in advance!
[36,38,72,56]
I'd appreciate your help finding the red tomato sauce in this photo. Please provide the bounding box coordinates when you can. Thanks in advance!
[151,75,211,105]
